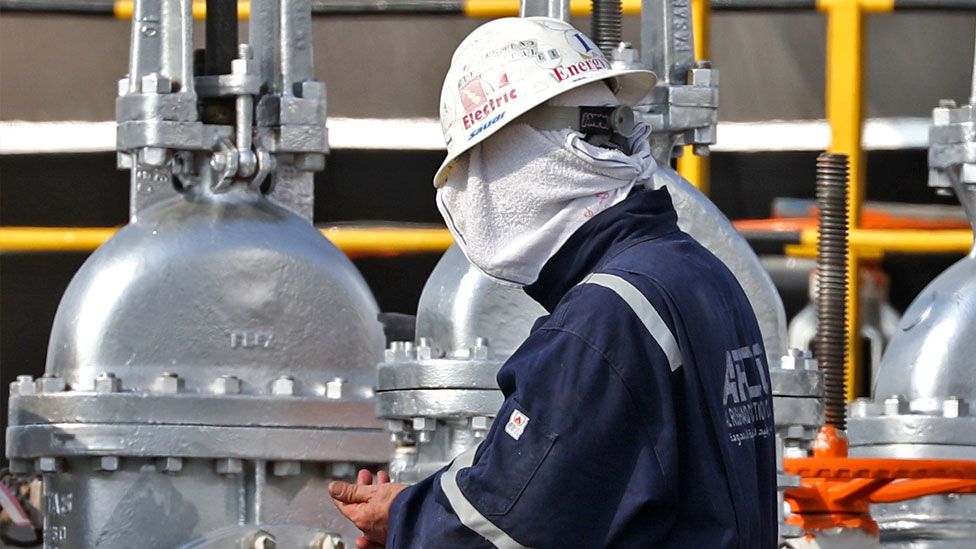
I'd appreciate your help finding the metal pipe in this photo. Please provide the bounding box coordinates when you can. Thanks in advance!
[0,226,456,257]
[519,0,570,19]
[591,0,623,57]
[814,152,850,430]
[3,0,971,17]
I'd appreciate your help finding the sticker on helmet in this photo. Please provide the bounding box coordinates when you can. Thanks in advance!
[566,31,597,56]
[533,43,562,69]
[551,57,611,83]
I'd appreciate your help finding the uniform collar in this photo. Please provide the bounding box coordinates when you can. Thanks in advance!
[524,187,680,312]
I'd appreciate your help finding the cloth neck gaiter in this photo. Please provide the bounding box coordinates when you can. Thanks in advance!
[435,83,657,287]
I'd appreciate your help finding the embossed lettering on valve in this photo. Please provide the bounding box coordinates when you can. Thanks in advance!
[44,491,73,547]
[672,0,693,58]
[230,330,275,349]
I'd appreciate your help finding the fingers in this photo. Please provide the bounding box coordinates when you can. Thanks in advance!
[357,469,373,485]
[329,480,371,504]
[377,470,391,484]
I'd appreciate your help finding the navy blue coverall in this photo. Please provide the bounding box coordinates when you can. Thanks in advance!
[388,187,777,548]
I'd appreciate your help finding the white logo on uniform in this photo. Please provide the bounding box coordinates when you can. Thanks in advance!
[505,409,530,440]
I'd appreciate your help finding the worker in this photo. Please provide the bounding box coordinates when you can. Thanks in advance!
[330,17,777,548]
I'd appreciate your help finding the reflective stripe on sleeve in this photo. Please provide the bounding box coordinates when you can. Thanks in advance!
[580,273,683,371]
[439,444,531,549]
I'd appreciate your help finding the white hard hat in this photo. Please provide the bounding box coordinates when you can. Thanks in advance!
[433,17,657,188]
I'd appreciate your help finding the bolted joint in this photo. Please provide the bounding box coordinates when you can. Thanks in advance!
[295,80,326,100]
[325,378,344,399]
[780,348,818,371]
[251,531,276,549]
[95,372,121,393]
[272,460,301,477]
[157,457,183,473]
[141,72,172,94]
[884,395,910,416]
[11,375,36,396]
[385,341,415,363]
[943,397,970,418]
[471,337,491,360]
[331,462,356,479]
[95,456,120,472]
[139,146,170,168]
[36,374,66,393]
[213,375,242,395]
[849,398,874,418]
[272,375,296,396]
[35,457,63,473]
[316,534,345,549]
[215,458,243,475]
[155,372,183,394]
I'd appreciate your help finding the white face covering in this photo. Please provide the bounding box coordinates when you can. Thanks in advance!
[436,82,657,287]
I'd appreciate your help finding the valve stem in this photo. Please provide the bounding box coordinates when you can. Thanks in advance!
[815,153,850,430]
[591,0,623,58]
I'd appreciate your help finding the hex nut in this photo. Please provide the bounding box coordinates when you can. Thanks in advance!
[35,457,62,473]
[155,373,183,394]
[95,372,121,393]
[213,375,242,395]
[272,461,301,477]
[849,398,873,418]
[884,395,910,416]
[272,376,296,396]
[8,459,31,474]
[12,375,36,396]
[215,458,243,475]
[412,417,435,432]
[331,462,356,479]
[252,531,276,549]
[471,416,490,431]
[325,378,344,399]
[472,337,490,360]
[317,534,345,549]
[943,397,969,418]
[295,80,325,100]
[36,375,66,393]
[157,457,183,473]
[95,456,120,472]
[386,420,405,433]
[141,72,172,94]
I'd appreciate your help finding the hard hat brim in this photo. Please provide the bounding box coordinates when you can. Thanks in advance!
[433,67,657,188]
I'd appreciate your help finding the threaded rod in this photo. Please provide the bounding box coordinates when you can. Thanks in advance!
[815,153,850,430]
[591,0,622,57]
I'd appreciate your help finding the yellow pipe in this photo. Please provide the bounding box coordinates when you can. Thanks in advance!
[463,0,642,18]
[0,226,454,257]
[785,228,974,257]
[113,0,644,19]
[114,1,250,19]
[677,0,711,194]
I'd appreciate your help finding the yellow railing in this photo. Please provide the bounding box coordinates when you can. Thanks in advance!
[0,226,455,258]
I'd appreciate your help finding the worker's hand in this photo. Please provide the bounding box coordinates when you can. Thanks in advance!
[329,469,407,549]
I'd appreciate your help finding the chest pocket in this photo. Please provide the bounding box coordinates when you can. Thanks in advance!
[457,397,558,517]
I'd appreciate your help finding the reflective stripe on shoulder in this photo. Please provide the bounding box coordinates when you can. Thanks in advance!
[580,272,683,372]
[439,444,531,549]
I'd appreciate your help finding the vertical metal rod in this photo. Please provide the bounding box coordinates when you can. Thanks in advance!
[591,0,623,56]
[519,0,570,20]
[677,0,711,193]
[970,33,976,105]
[815,152,850,430]
[205,0,237,75]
